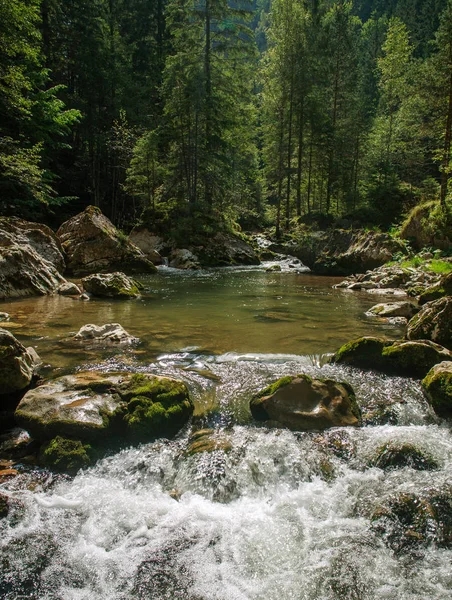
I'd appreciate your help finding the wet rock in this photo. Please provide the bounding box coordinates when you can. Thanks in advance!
[169,248,201,270]
[0,216,68,299]
[58,281,82,296]
[0,492,8,518]
[407,296,452,349]
[0,329,39,396]
[331,336,452,378]
[15,372,194,444]
[0,312,9,322]
[250,374,361,431]
[370,442,438,471]
[422,361,452,418]
[39,436,93,475]
[186,429,232,455]
[266,264,281,272]
[57,206,157,275]
[0,428,35,460]
[82,272,141,298]
[371,491,452,553]
[418,272,452,305]
[128,228,164,264]
[73,323,138,344]
[366,301,418,319]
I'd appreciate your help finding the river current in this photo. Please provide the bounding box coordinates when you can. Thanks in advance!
[1,268,451,599]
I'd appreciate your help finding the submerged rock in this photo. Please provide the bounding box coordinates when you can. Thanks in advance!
[0,217,67,299]
[15,372,194,444]
[250,374,361,431]
[57,206,156,275]
[371,491,452,553]
[407,296,452,349]
[370,442,438,471]
[73,323,138,344]
[331,336,452,378]
[422,361,452,418]
[366,301,418,319]
[82,272,141,298]
[186,428,232,455]
[0,329,39,396]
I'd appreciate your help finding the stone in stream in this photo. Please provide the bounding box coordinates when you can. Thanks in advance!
[128,227,164,265]
[250,374,361,431]
[73,323,138,344]
[418,272,452,305]
[186,429,232,456]
[39,436,94,475]
[57,281,82,296]
[406,296,452,350]
[82,272,142,298]
[0,329,40,396]
[168,248,201,270]
[365,301,418,319]
[422,361,452,418]
[15,372,194,445]
[371,491,452,553]
[0,217,68,299]
[331,336,452,378]
[57,205,157,275]
[369,442,438,471]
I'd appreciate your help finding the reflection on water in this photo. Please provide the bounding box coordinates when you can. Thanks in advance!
[0,270,404,372]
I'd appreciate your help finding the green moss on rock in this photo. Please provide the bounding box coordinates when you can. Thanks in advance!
[39,436,93,475]
[330,337,390,370]
[371,442,438,471]
[422,361,452,418]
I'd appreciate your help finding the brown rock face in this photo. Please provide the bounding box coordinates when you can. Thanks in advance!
[0,217,67,299]
[250,375,361,431]
[407,296,452,350]
[57,206,157,275]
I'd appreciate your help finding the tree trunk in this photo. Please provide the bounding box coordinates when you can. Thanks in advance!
[296,98,304,216]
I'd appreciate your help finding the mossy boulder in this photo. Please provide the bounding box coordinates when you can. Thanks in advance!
[186,428,232,455]
[418,272,452,305]
[407,296,452,349]
[82,272,142,298]
[371,491,452,553]
[39,436,93,475]
[0,328,39,396]
[370,442,438,471]
[15,372,194,444]
[57,206,157,275]
[331,336,452,378]
[250,374,361,431]
[422,361,452,418]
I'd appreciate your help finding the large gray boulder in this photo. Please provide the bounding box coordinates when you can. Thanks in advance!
[0,217,67,299]
[407,296,452,350]
[82,272,141,298]
[57,206,157,275]
[15,372,194,443]
[128,228,164,265]
[0,329,39,396]
[250,374,361,431]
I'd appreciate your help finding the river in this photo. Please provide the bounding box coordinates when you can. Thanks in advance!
[1,268,451,599]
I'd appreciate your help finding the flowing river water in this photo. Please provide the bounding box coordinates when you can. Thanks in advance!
[1,268,452,599]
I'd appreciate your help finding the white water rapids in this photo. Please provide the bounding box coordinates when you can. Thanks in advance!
[1,353,452,599]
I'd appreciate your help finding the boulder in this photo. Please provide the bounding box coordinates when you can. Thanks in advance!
[370,442,438,471]
[406,296,452,349]
[418,272,452,305]
[331,336,452,378]
[58,281,82,296]
[422,361,452,418]
[57,206,157,275]
[82,272,141,298]
[366,301,418,319]
[73,323,138,344]
[0,217,67,299]
[194,231,260,267]
[168,248,201,270]
[0,329,39,396]
[371,491,452,553]
[128,228,164,265]
[15,372,194,443]
[250,374,361,431]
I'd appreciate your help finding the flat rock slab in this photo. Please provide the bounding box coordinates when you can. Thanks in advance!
[366,301,418,319]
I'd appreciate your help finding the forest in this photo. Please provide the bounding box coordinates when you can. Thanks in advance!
[1,0,451,238]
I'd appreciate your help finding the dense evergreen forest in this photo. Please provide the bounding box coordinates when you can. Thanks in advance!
[1,0,451,237]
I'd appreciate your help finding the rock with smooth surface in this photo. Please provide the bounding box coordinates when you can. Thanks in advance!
[82,272,141,298]
[0,329,38,396]
[73,323,138,344]
[250,374,361,431]
[366,301,418,319]
[0,217,67,299]
[57,206,157,275]
[58,281,82,296]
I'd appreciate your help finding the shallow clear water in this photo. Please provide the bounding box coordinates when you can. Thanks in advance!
[1,269,451,600]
